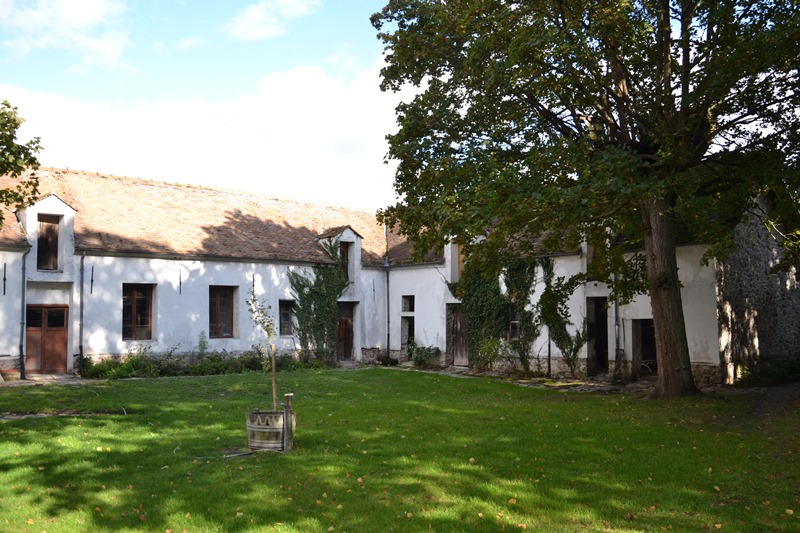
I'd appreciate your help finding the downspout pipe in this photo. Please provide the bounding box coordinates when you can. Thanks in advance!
[384,225,390,358]
[79,251,86,371]
[18,245,31,380]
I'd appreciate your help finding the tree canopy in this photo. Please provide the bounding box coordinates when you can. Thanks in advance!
[373,0,800,397]
[0,100,41,228]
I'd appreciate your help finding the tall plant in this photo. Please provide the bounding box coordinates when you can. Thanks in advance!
[538,258,588,378]
[503,258,542,374]
[288,239,349,366]
[449,260,508,370]
[246,286,278,407]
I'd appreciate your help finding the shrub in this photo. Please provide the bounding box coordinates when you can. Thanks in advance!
[377,355,399,366]
[408,340,441,368]
[470,337,511,372]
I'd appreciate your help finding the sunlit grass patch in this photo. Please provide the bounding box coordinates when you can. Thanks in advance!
[0,368,798,531]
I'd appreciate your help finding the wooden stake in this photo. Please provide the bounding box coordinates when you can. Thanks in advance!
[271,343,278,409]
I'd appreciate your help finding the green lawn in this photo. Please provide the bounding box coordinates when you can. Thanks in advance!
[0,368,797,532]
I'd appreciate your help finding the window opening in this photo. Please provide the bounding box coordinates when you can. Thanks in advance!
[340,242,351,281]
[37,214,60,271]
[209,286,235,338]
[279,300,294,336]
[122,284,153,340]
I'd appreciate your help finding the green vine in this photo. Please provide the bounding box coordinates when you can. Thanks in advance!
[288,239,349,366]
[538,258,588,378]
[504,258,542,374]
[449,260,508,370]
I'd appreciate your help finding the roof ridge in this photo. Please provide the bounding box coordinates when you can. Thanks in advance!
[38,167,379,215]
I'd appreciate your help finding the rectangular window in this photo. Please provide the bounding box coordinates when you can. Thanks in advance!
[122,284,154,340]
[340,242,351,281]
[279,300,294,336]
[209,286,235,338]
[37,214,60,271]
[509,307,520,340]
[401,316,415,349]
[402,295,415,312]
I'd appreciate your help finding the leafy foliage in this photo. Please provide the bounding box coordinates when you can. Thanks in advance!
[407,339,442,368]
[448,260,507,370]
[504,258,542,374]
[0,100,41,228]
[373,0,800,396]
[78,345,271,379]
[538,258,589,378]
[288,239,349,366]
[246,288,276,341]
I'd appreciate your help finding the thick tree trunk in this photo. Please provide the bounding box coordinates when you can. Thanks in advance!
[641,196,701,398]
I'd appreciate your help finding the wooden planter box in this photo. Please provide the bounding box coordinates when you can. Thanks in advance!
[246,410,296,451]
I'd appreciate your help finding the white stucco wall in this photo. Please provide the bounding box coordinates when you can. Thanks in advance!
[0,250,25,359]
[388,263,459,352]
[528,245,719,367]
[76,255,311,358]
[528,254,586,360]
[615,245,718,364]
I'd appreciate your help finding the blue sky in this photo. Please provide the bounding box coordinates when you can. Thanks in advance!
[0,1,405,210]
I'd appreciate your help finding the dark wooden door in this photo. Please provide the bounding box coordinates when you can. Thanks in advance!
[448,304,468,366]
[337,302,354,361]
[26,306,69,373]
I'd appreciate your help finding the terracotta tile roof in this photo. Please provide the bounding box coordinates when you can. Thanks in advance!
[1,168,438,266]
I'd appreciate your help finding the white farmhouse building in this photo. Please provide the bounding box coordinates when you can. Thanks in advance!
[1,168,797,384]
[0,169,461,375]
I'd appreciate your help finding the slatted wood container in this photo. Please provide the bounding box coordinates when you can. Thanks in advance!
[246,410,296,451]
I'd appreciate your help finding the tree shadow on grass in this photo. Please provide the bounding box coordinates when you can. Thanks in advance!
[0,370,794,532]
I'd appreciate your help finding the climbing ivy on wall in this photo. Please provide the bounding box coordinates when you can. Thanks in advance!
[449,260,509,371]
[538,257,589,378]
[504,258,542,374]
[288,239,349,366]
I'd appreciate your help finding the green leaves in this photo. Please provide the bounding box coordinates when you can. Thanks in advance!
[374,0,800,276]
[288,239,349,365]
[0,100,41,228]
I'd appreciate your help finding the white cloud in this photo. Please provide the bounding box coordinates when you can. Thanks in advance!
[2,56,406,211]
[223,0,321,41]
[177,36,204,50]
[0,0,130,70]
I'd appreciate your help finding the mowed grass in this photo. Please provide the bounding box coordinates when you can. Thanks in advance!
[0,368,797,532]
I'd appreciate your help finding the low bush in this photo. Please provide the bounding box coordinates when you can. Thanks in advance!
[408,340,441,368]
[78,345,323,380]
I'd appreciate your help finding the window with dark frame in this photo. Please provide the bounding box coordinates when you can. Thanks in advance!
[37,214,60,271]
[279,300,294,336]
[122,284,153,340]
[340,241,351,281]
[401,316,415,349]
[401,295,416,350]
[509,307,520,340]
[209,286,235,338]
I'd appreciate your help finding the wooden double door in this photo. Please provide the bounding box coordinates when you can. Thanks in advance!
[25,305,69,373]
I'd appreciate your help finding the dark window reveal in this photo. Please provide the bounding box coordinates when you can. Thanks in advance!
[279,300,294,336]
[209,286,235,338]
[122,284,153,340]
[340,242,351,281]
[37,214,60,271]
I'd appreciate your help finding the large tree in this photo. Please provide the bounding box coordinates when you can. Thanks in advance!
[372,1,800,397]
[1,100,41,228]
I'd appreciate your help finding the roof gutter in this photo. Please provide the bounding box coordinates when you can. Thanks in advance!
[384,225,390,358]
[18,245,31,380]
[79,251,86,370]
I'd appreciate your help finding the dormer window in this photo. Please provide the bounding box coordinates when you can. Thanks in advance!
[340,241,351,281]
[37,214,61,271]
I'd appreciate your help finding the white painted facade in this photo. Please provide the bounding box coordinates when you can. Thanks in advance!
[522,244,720,375]
[0,195,464,373]
[0,184,729,381]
